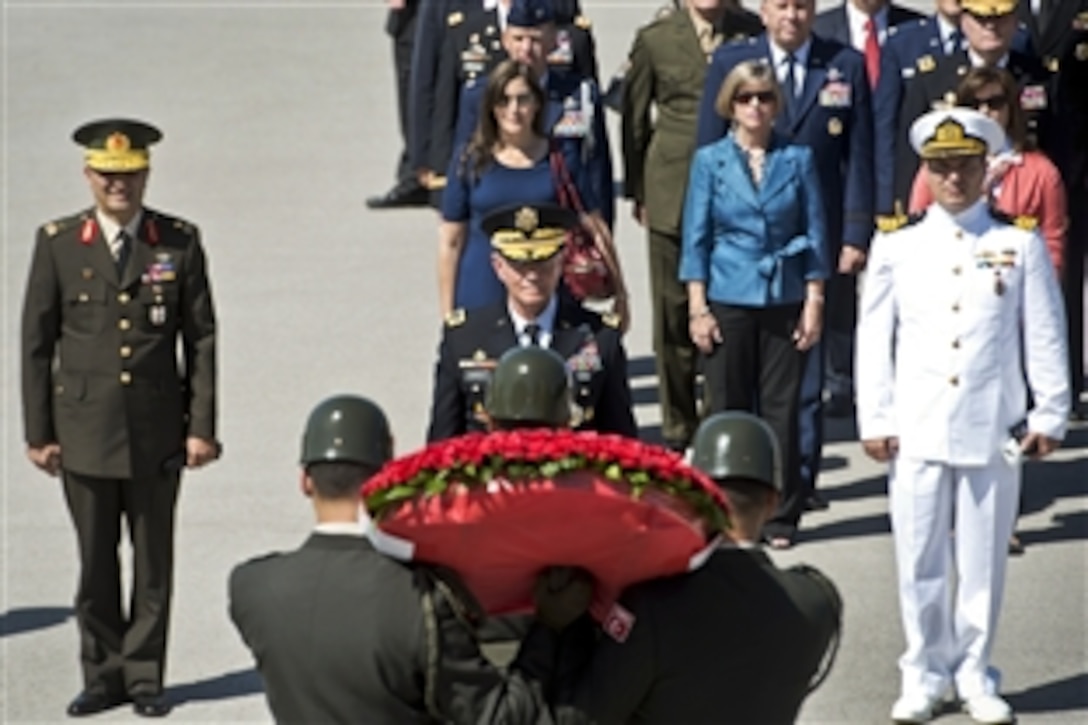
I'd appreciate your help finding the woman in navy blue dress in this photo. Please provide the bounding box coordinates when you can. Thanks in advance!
[439,61,627,324]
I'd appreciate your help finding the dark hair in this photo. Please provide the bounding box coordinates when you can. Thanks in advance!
[305,461,378,499]
[461,60,547,180]
[955,67,1027,151]
[717,477,775,522]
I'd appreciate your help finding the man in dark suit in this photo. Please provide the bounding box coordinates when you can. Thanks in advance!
[21,119,219,718]
[696,0,874,527]
[368,0,430,209]
[814,0,925,86]
[1020,0,1088,416]
[426,0,597,208]
[888,0,1049,213]
[453,0,614,227]
[551,412,842,723]
[427,203,637,442]
[622,0,762,452]
[229,395,567,723]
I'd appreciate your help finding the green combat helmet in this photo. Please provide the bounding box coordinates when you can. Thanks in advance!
[690,412,782,492]
[300,395,393,467]
[486,347,572,428]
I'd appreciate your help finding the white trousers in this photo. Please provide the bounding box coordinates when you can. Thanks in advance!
[889,456,1020,701]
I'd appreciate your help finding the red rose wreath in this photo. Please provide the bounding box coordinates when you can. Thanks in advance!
[362,430,730,619]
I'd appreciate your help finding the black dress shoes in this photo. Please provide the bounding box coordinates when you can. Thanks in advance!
[365,181,429,210]
[133,693,173,718]
[67,690,128,717]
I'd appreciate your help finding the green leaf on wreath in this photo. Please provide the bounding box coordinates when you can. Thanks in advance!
[604,463,623,480]
[424,477,448,496]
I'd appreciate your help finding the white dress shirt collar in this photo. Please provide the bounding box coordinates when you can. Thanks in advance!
[968,48,1009,69]
[313,521,366,537]
[930,198,990,233]
[845,1,889,50]
[508,294,558,348]
[95,208,143,245]
[768,37,812,90]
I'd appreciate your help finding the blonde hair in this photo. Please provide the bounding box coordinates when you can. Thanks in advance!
[714,59,783,121]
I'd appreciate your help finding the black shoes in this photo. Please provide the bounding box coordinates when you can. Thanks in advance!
[67,689,172,718]
[132,693,172,718]
[365,181,429,210]
[67,690,128,717]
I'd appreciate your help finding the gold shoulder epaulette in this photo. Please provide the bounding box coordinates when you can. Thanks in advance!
[876,213,909,233]
[42,213,80,237]
[574,14,592,30]
[448,11,463,27]
[917,54,936,73]
[445,308,466,328]
[1013,215,1039,231]
[601,312,621,329]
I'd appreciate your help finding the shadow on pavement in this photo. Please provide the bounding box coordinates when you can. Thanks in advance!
[1007,671,1088,712]
[0,606,72,637]
[168,667,263,705]
[800,506,892,545]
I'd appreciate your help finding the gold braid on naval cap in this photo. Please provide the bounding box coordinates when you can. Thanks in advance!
[920,118,988,159]
[490,206,568,261]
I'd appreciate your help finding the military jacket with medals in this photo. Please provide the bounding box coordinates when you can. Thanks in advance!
[856,203,1069,466]
[1018,0,1088,188]
[21,207,217,480]
[426,296,637,442]
[429,6,598,189]
[891,49,1051,210]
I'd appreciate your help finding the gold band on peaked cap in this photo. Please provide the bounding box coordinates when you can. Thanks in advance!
[910,108,1005,160]
[482,203,578,262]
[961,0,1018,17]
[73,118,162,172]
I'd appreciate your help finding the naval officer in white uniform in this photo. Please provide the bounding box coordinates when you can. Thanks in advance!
[856,107,1070,725]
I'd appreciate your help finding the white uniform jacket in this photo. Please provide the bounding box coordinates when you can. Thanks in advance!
[856,200,1070,466]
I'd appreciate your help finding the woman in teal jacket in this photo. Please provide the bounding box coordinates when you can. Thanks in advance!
[680,59,829,549]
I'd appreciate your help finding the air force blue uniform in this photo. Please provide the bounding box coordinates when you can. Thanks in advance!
[695,34,874,527]
[872,14,1035,214]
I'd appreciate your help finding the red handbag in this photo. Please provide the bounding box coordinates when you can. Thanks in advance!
[549,145,616,301]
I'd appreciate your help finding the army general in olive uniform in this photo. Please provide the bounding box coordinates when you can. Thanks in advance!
[20,119,218,718]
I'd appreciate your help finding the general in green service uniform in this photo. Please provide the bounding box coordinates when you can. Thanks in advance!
[20,119,218,718]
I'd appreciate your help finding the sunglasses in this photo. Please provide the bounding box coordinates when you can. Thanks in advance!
[733,90,777,106]
[965,94,1009,111]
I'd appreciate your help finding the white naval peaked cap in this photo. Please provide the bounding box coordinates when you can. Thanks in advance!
[909,107,1007,160]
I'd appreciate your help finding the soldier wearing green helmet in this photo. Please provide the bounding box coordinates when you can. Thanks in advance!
[551,411,842,724]
[230,394,575,723]
[486,346,572,430]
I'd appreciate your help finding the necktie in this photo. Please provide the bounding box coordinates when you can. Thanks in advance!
[524,323,541,346]
[948,28,964,55]
[113,230,131,275]
[1037,0,1052,33]
[864,18,880,89]
[784,53,798,99]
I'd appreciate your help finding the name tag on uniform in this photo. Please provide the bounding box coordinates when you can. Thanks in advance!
[1019,84,1048,111]
[819,81,852,108]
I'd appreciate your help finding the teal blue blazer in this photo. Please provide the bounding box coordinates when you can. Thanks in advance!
[680,133,830,307]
